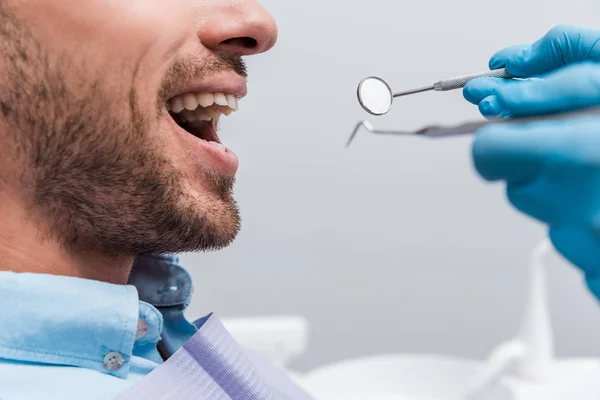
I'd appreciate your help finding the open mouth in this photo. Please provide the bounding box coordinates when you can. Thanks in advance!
[166,91,239,150]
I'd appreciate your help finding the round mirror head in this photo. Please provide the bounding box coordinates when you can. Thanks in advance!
[357,77,393,116]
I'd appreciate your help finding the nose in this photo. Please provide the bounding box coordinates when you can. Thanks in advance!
[198,0,278,56]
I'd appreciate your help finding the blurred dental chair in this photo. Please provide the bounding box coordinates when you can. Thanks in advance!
[221,315,309,384]
[221,240,600,400]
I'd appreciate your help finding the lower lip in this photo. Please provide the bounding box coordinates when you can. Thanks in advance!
[167,115,239,175]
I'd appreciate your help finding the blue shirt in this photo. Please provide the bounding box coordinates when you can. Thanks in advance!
[0,255,199,399]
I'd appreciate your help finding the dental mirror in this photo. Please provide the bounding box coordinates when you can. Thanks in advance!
[356,68,515,117]
[357,77,393,116]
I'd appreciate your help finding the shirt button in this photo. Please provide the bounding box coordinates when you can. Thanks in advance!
[135,319,148,341]
[103,352,125,371]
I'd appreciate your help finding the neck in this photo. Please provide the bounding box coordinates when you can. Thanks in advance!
[0,191,134,285]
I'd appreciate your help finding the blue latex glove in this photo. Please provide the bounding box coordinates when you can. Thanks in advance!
[464,25,600,119]
[462,26,600,298]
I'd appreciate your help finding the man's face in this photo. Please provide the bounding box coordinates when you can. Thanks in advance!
[0,0,277,255]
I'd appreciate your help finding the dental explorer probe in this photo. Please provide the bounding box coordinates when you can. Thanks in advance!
[346,106,600,147]
[357,68,513,116]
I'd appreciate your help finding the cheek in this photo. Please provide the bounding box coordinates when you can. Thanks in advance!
[153,118,209,187]
[155,118,190,168]
[17,0,197,132]
[19,0,194,60]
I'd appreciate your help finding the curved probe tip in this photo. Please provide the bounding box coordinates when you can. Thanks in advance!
[346,121,373,147]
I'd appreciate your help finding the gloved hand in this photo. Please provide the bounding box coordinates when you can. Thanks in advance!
[464,25,600,119]
[462,26,600,299]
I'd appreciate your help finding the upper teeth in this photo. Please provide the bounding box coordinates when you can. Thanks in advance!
[167,91,238,123]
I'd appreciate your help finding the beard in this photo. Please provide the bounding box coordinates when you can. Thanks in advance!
[0,6,241,257]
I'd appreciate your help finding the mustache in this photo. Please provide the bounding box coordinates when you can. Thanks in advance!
[158,53,247,104]
[172,53,247,77]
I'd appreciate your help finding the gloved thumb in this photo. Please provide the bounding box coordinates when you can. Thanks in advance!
[471,116,600,184]
[489,25,600,77]
[464,62,600,118]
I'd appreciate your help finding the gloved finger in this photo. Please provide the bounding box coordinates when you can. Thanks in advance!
[478,95,504,118]
[489,44,530,71]
[469,63,600,118]
[472,120,564,183]
[549,226,600,284]
[472,115,600,183]
[506,182,556,225]
[497,63,600,116]
[505,163,600,226]
[463,77,505,104]
[489,25,600,77]
[463,78,515,118]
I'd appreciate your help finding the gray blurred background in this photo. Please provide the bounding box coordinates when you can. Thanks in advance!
[182,0,600,371]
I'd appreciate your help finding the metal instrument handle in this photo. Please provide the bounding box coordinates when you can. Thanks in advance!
[348,106,600,146]
[419,106,600,137]
[433,68,513,91]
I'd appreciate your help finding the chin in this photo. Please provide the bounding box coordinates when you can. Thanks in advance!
[179,193,242,252]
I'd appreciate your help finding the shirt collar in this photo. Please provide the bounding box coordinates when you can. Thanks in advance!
[130,255,198,360]
[129,254,194,308]
[0,271,163,378]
